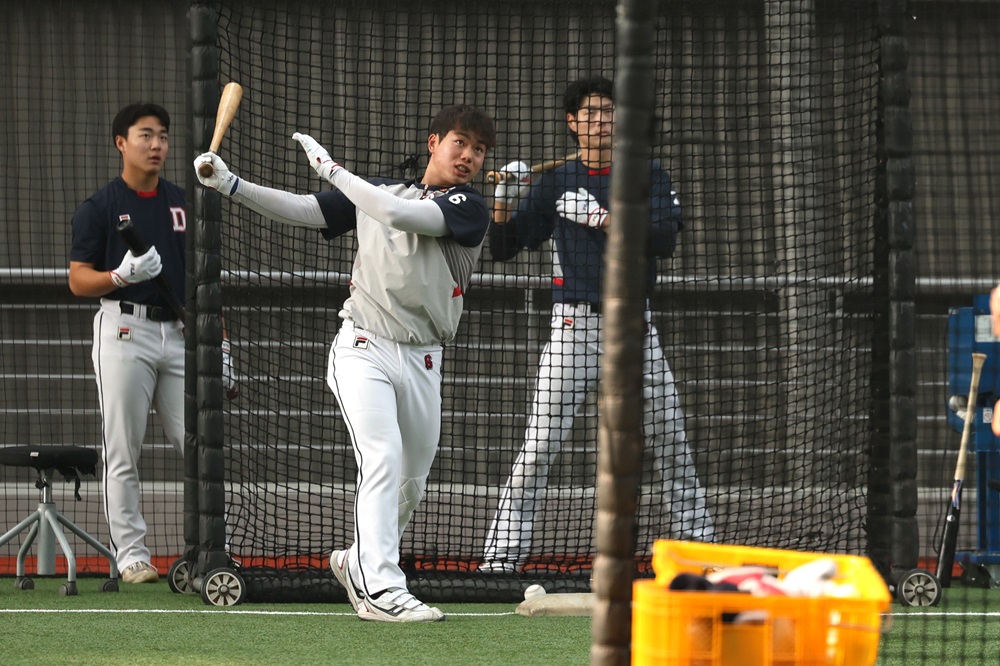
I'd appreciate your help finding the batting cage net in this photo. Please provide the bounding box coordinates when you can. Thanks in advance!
[214,0,880,597]
[0,0,997,662]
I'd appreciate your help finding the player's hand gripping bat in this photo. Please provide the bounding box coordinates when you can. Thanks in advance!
[488,153,581,224]
[116,216,186,323]
[197,82,243,178]
[485,152,580,184]
[936,352,987,587]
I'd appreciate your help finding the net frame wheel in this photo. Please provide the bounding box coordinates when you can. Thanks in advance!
[200,567,247,607]
[167,558,194,594]
[895,568,942,607]
[100,579,119,593]
[14,577,34,590]
[59,581,78,596]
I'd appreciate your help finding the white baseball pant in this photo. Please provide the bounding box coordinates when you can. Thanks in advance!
[483,302,715,568]
[92,298,184,570]
[327,319,443,596]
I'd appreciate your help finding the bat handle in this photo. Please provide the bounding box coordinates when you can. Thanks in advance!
[115,218,187,323]
[116,218,150,255]
[197,161,216,178]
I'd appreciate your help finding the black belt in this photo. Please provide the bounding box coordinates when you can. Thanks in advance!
[563,301,602,315]
[119,301,177,322]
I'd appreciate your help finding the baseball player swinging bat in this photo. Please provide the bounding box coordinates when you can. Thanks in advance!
[197,82,243,178]
[485,152,580,184]
[936,351,986,587]
[116,216,186,323]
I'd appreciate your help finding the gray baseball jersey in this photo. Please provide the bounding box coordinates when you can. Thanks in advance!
[316,179,489,345]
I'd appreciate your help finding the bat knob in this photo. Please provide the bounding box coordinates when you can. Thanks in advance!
[197,162,216,178]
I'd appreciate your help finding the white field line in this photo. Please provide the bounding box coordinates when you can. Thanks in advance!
[0,608,516,617]
[0,608,996,618]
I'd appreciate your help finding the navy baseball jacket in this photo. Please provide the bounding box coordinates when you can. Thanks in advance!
[71,176,187,308]
[488,159,682,307]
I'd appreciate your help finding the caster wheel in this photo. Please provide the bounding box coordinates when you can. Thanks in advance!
[896,569,942,607]
[14,577,34,590]
[167,558,193,594]
[100,579,119,593]
[200,568,247,607]
[59,582,79,596]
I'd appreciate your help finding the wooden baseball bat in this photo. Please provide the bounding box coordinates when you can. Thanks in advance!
[197,82,244,178]
[486,152,580,184]
[936,352,986,587]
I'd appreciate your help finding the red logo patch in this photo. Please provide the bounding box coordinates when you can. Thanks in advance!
[424,354,433,370]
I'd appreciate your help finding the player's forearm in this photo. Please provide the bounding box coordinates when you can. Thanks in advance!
[68,261,119,297]
[492,200,514,225]
[329,169,449,236]
[231,179,328,228]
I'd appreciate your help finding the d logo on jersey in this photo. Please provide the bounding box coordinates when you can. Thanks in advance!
[170,207,187,232]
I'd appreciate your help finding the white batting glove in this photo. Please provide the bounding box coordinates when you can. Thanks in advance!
[110,247,162,288]
[222,339,239,399]
[194,152,240,196]
[494,161,532,204]
[292,132,343,184]
[556,187,608,228]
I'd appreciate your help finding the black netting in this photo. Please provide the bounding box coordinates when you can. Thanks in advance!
[0,2,997,662]
[214,0,879,599]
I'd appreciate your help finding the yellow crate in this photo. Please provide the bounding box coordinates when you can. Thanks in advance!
[633,541,892,666]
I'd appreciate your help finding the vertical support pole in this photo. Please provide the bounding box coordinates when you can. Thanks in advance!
[591,1,657,664]
[871,0,917,574]
[189,0,229,577]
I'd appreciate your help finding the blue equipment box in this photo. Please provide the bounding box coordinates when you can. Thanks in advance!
[946,294,1000,567]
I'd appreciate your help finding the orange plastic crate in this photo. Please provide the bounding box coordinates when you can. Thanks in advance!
[633,541,892,666]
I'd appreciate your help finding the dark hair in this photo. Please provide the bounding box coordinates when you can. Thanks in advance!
[112,103,170,142]
[429,105,496,150]
[563,76,614,115]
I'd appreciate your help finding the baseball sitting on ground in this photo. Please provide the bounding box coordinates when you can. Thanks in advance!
[524,584,546,601]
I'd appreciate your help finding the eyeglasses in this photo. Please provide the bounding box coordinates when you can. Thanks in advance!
[576,106,616,120]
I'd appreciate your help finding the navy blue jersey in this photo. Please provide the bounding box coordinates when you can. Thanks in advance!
[489,159,682,306]
[71,176,187,308]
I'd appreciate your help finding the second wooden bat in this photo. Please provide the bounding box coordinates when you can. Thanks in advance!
[197,82,244,178]
[486,152,580,184]
[936,351,986,587]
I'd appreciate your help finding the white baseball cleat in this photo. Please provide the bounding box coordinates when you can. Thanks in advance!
[358,588,445,623]
[121,561,159,584]
[477,560,518,574]
[330,550,365,612]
